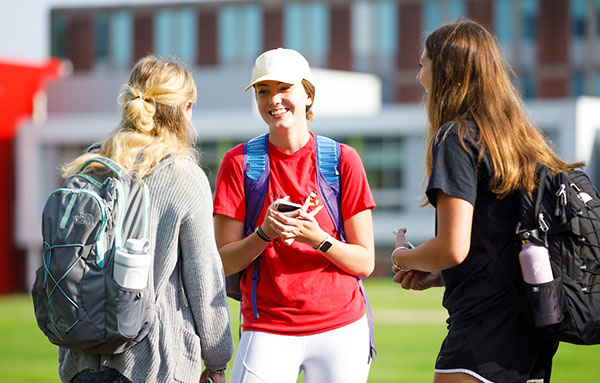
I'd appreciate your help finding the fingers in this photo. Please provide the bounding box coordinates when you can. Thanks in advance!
[266,194,324,246]
[408,273,422,290]
[394,228,411,249]
[392,268,430,290]
[302,195,311,211]
[267,215,296,237]
[393,227,407,236]
[305,204,323,218]
[392,268,412,287]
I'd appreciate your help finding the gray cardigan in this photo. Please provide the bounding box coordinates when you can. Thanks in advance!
[58,157,235,383]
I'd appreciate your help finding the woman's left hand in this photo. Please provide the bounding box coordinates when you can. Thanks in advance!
[268,195,324,247]
[392,267,443,290]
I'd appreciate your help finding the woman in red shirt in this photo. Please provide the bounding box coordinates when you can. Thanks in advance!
[213,48,376,383]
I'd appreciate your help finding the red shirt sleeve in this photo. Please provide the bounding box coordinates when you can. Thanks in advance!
[339,144,376,220]
[213,144,246,222]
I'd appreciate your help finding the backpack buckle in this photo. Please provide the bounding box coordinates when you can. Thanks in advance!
[538,213,549,232]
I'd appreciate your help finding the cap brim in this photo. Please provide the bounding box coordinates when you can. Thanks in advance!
[243,74,304,92]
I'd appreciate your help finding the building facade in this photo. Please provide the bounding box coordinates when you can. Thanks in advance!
[46,0,600,101]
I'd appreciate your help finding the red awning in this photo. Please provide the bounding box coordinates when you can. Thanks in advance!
[0,57,65,293]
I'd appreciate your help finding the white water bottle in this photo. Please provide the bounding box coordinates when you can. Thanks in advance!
[113,239,150,290]
[519,242,553,284]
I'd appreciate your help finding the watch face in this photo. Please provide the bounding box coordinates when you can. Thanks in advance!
[319,239,332,253]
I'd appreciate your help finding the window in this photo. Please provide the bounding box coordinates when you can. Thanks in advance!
[571,0,586,39]
[444,0,466,24]
[219,5,262,66]
[94,13,109,62]
[423,0,465,33]
[108,11,133,69]
[154,8,198,64]
[283,2,329,67]
[352,1,397,73]
[520,73,536,99]
[522,0,538,41]
[494,0,512,46]
[423,0,440,34]
[348,135,406,211]
[51,13,69,59]
[571,72,585,97]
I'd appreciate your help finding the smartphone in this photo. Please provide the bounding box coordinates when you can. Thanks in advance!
[277,201,302,212]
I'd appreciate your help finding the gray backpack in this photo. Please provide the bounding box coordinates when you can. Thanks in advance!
[31,156,155,354]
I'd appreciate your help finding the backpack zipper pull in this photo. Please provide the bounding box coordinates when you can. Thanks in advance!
[555,183,567,216]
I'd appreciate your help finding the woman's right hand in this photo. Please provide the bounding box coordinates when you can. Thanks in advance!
[394,227,412,249]
[257,199,281,241]
[260,196,298,245]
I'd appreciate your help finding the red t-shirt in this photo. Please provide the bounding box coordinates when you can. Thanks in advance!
[213,133,376,335]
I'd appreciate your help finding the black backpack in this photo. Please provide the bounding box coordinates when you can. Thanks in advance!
[477,165,600,345]
[516,166,600,345]
[31,157,155,354]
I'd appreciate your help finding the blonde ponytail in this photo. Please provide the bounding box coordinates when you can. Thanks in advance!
[62,55,199,180]
[121,85,156,133]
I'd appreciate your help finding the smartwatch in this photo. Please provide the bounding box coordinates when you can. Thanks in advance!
[317,235,333,253]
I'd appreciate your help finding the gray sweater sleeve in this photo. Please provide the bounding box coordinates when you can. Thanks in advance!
[178,164,235,370]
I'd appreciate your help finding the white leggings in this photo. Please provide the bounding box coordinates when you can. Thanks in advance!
[229,315,371,383]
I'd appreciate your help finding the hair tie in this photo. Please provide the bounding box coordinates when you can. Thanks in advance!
[130,86,146,101]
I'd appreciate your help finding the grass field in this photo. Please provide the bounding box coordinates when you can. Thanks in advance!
[2,278,599,382]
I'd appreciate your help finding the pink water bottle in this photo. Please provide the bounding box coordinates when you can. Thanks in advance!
[519,242,553,284]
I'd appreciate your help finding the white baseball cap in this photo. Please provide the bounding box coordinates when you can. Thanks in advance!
[244,48,312,92]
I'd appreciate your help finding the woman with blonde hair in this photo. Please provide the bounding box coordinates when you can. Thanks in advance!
[58,55,234,383]
[390,20,580,382]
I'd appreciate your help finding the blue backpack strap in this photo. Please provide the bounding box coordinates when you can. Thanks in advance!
[315,135,344,239]
[315,135,377,362]
[79,156,124,178]
[242,133,270,320]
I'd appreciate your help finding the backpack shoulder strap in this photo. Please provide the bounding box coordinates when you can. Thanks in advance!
[314,135,344,241]
[244,133,270,236]
[79,156,124,178]
[314,135,377,362]
[240,133,270,320]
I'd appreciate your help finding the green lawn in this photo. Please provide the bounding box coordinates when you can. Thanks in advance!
[2,278,599,382]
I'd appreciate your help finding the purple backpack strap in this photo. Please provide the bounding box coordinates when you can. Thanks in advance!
[225,133,269,320]
[315,135,377,362]
[315,135,345,241]
[244,133,270,236]
[243,133,270,319]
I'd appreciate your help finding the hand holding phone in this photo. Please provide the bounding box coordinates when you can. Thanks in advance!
[277,200,302,213]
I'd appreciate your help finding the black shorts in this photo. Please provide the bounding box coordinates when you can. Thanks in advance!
[435,306,558,383]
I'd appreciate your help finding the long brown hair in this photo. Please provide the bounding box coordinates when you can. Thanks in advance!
[423,19,582,197]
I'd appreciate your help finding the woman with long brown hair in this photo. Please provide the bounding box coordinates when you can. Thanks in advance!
[390,20,579,382]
